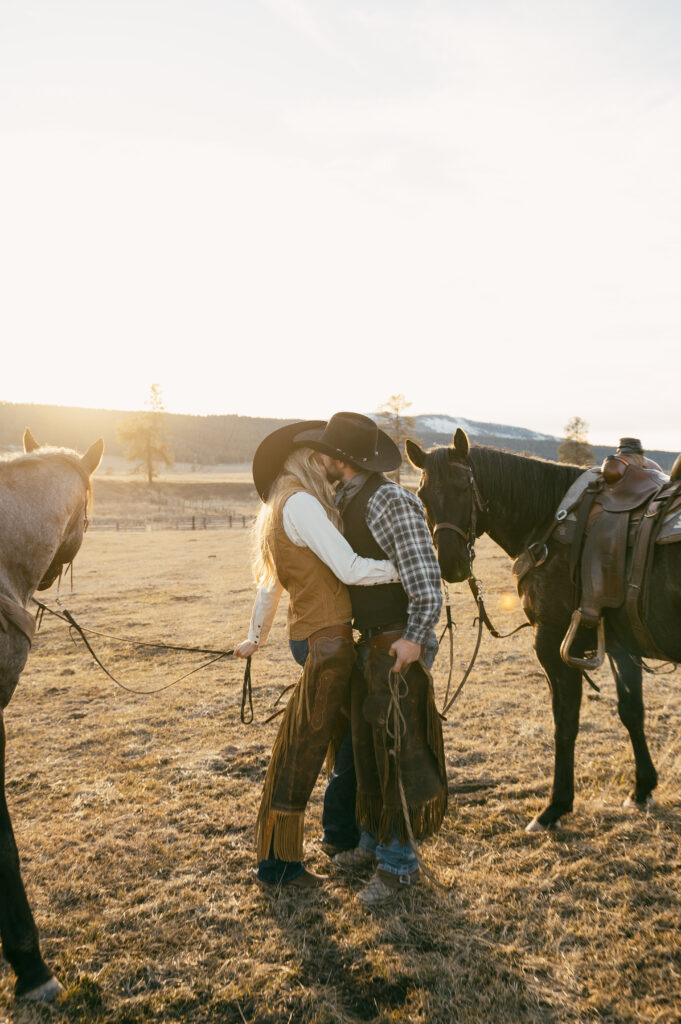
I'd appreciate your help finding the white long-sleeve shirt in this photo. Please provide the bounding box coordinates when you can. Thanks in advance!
[247,491,400,645]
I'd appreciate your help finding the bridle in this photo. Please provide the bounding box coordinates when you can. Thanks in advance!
[424,454,533,716]
[37,464,92,591]
[430,458,486,573]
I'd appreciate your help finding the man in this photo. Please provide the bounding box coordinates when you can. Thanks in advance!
[615,438,665,473]
[295,412,446,907]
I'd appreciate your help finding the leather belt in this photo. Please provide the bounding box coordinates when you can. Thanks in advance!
[308,624,353,645]
[359,621,406,639]
[365,631,403,652]
[358,621,407,651]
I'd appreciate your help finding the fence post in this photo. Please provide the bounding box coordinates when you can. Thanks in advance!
[192,515,195,531]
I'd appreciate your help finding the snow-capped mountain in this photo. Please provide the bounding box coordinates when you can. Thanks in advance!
[415,415,558,443]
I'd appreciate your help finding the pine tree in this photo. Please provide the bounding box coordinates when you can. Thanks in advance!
[557,416,594,467]
[376,394,414,484]
[116,384,174,484]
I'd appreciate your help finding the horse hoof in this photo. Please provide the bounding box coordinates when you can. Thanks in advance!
[525,816,561,833]
[22,977,64,1002]
[623,794,655,810]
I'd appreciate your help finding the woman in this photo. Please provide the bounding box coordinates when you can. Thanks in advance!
[235,420,401,889]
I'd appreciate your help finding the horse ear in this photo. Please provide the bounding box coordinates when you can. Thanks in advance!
[452,428,470,459]
[81,439,104,476]
[405,439,426,469]
[23,428,40,453]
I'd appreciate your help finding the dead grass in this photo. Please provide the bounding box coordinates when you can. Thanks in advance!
[1,528,680,1023]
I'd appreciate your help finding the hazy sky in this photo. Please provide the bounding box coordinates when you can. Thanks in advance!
[2,1,680,447]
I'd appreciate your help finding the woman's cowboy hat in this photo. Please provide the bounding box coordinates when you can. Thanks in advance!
[252,420,327,501]
[294,412,401,473]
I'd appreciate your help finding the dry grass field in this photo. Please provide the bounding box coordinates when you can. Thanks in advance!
[2,517,680,1023]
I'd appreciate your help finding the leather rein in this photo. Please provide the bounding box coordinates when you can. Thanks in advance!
[429,459,532,716]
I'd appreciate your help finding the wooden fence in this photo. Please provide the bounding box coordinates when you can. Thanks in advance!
[89,513,256,532]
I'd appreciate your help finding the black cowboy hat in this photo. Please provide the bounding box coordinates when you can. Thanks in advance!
[617,438,644,455]
[293,412,401,473]
[252,420,327,501]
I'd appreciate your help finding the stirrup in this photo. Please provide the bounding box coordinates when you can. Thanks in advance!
[560,610,606,670]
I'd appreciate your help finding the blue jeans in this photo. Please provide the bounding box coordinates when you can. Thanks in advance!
[346,631,439,878]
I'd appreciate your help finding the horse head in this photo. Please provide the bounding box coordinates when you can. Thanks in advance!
[406,428,484,583]
[23,431,104,591]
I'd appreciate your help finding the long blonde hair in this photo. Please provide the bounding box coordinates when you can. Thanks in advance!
[252,447,341,587]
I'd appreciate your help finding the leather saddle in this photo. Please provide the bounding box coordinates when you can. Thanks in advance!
[559,460,681,668]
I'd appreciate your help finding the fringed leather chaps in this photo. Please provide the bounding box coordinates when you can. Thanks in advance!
[255,632,356,862]
[352,646,447,845]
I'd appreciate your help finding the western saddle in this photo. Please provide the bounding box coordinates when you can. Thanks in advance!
[513,441,681,670]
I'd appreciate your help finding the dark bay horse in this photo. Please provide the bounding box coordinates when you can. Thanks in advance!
[406,430,681,833]
[0,430,103,1000]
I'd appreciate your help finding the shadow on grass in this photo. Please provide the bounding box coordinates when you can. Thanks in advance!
[254,875,560,1024]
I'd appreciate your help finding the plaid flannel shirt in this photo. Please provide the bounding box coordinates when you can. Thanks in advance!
[364,480,442,646]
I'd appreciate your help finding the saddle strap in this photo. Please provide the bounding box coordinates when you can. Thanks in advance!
[624,496,669,660]
[569,483,601,588]
[0,595,36,645]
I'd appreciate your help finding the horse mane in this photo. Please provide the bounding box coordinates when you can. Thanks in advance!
[0,449,93,509]
[467,446,585,528]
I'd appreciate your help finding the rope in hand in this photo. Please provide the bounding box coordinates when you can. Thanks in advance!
[32,599,253,713]
[240,656,254,724]
[386,665,452,893]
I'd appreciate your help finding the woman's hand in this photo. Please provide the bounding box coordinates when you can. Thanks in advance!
[234,640,258,659]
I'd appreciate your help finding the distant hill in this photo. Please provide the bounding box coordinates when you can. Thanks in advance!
[0,402,292,464]
[0,401,676,471]
[409,414,677,471]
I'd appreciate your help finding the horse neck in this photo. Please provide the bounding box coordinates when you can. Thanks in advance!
[0,459,83,602]
[469,448,584,558]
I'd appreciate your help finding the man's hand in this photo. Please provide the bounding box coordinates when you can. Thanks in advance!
[388,637,422,674]
[234,640,258,659]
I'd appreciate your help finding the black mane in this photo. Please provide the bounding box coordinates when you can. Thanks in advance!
[426,445,587,557]
[469,447,585,526]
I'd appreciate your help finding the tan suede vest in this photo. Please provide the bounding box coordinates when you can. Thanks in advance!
[271,489,352,641]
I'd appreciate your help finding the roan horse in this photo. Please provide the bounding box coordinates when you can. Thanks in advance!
[0,429,103,1000]
[406,430,681,833]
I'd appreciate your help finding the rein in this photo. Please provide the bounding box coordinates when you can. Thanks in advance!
[431,459,531,715]
[432,458,601,705]
[32,599,254,714]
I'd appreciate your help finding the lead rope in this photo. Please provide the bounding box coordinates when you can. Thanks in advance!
[441,607,485,718]
[386,667,452,893]
[32,599,253,706]
[438,583,456,712]
[240,656,254,724]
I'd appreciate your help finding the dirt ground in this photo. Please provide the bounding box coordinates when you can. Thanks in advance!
[2,527,680,1023]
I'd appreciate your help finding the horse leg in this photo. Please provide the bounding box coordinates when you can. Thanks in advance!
[527,628,583,832]
[608,652,657,808]
[0,712,61,1000]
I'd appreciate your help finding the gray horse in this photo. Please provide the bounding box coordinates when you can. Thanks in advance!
[0,429,103,1000]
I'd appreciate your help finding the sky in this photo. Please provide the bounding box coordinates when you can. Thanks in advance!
[1,0,680,448]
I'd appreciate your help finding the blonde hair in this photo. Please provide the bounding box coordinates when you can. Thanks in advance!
[252,447,341,587]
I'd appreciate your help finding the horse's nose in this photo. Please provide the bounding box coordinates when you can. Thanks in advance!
[437,554,470,584]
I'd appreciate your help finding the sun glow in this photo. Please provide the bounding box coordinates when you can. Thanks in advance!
[1,3,680,447]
